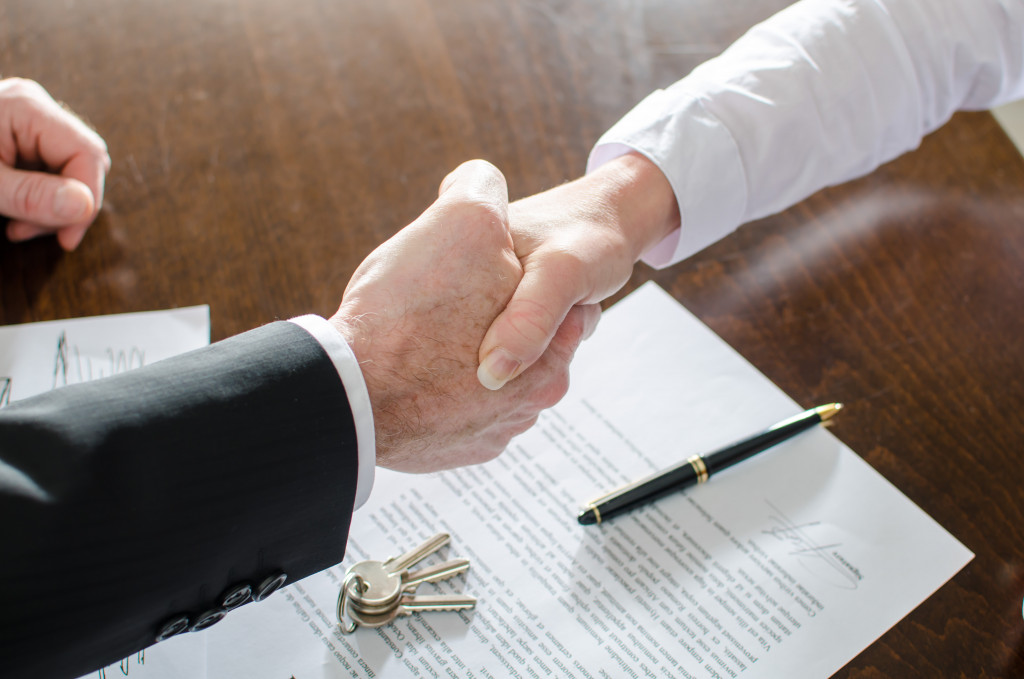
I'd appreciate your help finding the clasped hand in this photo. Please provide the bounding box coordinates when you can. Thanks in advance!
[0,78,110,251]
[330,160,600,472]
[3,77,675,475]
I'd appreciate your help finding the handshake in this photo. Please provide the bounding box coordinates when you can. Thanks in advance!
[331,158,604,473]
[1,78,681,475]
[328,148,679,472]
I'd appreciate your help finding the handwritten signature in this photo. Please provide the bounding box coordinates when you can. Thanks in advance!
[762,500,860,590]
[96,649,145,677]
[53,331,146,388]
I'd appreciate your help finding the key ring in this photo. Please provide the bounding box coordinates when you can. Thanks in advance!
[336,571,368,634]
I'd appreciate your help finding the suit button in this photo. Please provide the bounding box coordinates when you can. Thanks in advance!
[189,608,227,632]
[156,614,190,641]
[220,583,253,610]
[253,572,287,601]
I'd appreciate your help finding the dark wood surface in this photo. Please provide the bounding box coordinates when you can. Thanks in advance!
[3,0,1023,676]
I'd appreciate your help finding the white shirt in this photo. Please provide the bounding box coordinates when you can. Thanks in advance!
[300,0,1024,509]
[588,0,1024,268]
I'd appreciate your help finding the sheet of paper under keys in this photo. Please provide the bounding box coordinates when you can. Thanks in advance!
[94,283,972,679]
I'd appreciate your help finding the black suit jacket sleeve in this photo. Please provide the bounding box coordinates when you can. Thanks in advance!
[0,321,360,679]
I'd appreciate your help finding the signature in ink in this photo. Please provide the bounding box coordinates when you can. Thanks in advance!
[763,499,861,590]
[0,377,10,407]
[53,331,146,389]
[95,649,145,677]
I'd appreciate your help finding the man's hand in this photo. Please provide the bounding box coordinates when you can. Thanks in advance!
[330,160,600,472]
[476,153,680,390]
[0,78,111,251]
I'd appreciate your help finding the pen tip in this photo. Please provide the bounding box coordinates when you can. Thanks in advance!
[817,403,843,421]
[578,510,597,526]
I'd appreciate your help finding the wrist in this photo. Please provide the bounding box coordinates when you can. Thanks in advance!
[329,310,415,467]
[586,151,680,263]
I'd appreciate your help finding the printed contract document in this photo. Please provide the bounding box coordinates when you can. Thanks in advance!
[100,283,972,679]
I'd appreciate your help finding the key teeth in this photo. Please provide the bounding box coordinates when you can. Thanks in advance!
[402,558,472,591]
[398,594,478,612]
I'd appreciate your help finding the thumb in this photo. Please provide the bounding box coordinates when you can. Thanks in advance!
[436,159,508,214]
[477,265,584,390]
[0,164,94,228]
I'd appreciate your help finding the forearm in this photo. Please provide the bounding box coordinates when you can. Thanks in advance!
[0,323,359,678]
[591,0,1024,267]
[559,151,680,265]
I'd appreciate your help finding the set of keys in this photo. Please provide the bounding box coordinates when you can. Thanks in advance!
[337,533,477,632]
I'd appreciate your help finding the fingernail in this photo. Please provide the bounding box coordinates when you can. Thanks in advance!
[477,348,521,391]
[53,184,91,222]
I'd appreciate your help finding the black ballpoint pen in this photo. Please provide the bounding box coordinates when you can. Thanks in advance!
[577,403,843,525]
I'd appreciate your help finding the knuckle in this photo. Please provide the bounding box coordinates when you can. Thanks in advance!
[509,415,540,438]
[92,136,111,168]
[10,174,48,217]
[445,196,507,234]
[459,158,504,187]
[443,160,508,224]
[536,371,570,410]
[551,304,601,359]
[3,77,46,99]
[503,298,561,348]
[4,80,51,121]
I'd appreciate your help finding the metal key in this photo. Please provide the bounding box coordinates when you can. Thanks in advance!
[337,533,476,631]
[342,533,462,611]
[386,533,452,573]
[348,558,471,614]
[347,594,477,629]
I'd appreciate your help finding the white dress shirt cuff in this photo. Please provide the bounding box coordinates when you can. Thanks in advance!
[287,315,375,510]
[587,0,1024,272]
[586,89,748,269]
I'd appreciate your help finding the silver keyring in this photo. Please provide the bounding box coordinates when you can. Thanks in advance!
[336,572,367,634]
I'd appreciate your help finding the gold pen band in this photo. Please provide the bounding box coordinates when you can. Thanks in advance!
[583,451,711,524]
[687,455,709,484]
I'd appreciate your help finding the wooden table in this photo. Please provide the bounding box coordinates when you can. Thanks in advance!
[3,0,1023,676]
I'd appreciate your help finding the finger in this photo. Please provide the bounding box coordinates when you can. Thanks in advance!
[0,164,95,229]
[3,80,109,174]
[33,105,109,250]
[57,223,91,251]
[435,159,509,227]
[509,304,602,412]
[477,263,590,390]
[61,147,110,220]
[7,219,89,251]
[547,303,601,363]
[0,80,110,249]
[421,159,514,268]
[51,145,106,250]
[5,221,49,242]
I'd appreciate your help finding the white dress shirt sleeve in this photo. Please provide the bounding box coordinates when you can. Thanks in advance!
[288,315,376,510]
[588,0,1024,268]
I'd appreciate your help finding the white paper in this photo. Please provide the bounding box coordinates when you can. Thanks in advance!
[80,284,971,679]
[0,306,210,405]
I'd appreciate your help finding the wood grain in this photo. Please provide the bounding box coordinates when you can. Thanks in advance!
[2,0,1023,675]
